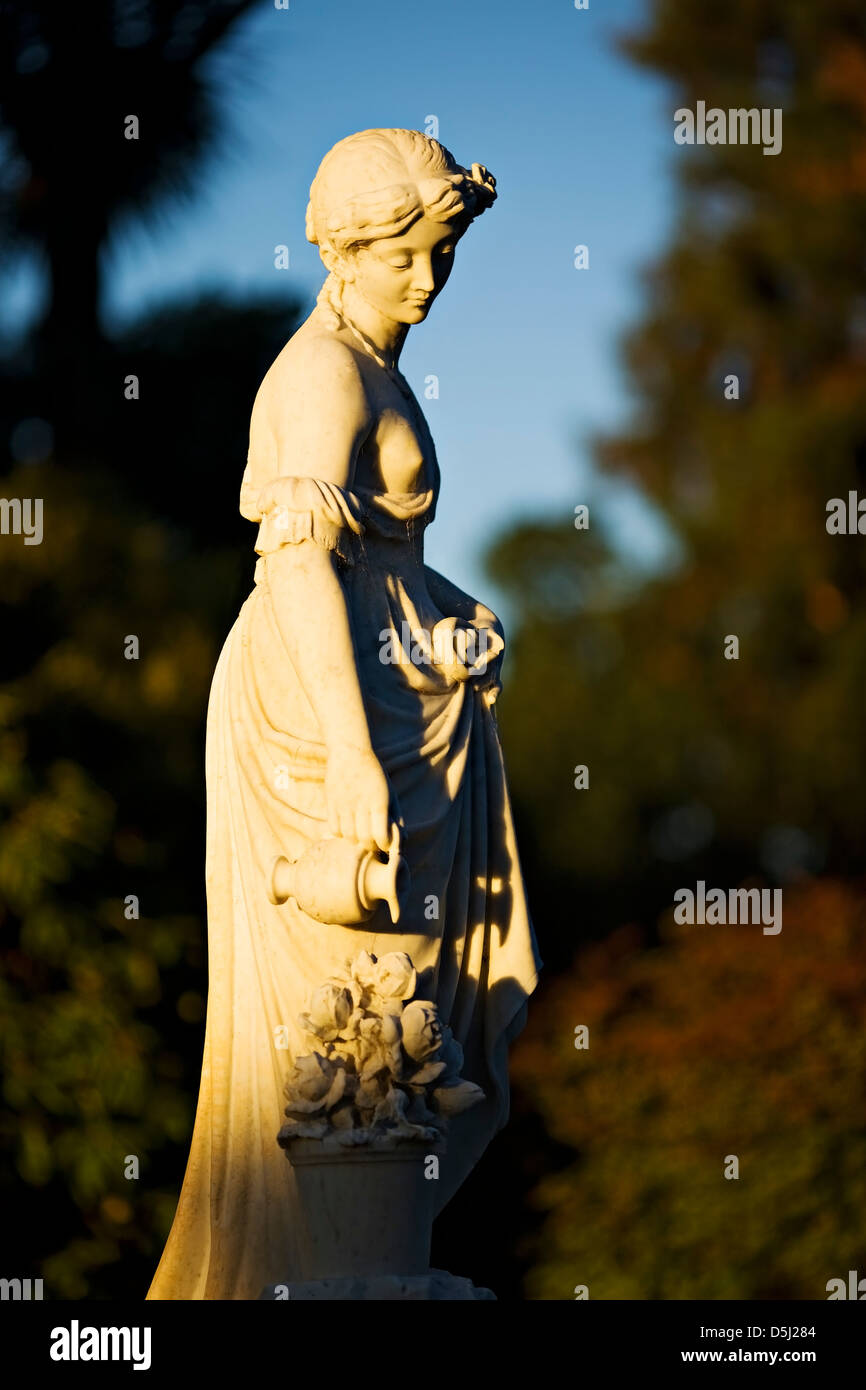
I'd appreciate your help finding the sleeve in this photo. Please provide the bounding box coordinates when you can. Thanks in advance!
[240,474,365,566]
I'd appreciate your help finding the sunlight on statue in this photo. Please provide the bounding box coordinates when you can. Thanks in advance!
[147,128,541,1301]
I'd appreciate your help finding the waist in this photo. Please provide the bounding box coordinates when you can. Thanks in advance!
[355,528,426,571]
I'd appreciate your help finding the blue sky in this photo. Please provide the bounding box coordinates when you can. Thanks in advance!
[11,0,679,605]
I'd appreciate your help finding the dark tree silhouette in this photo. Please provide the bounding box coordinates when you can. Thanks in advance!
[0,0,262,452]
[0,2,308,1298]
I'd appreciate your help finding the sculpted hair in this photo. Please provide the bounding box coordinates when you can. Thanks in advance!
[305,128,496,317]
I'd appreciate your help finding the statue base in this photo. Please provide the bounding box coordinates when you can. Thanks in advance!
[259,1268,495,1300]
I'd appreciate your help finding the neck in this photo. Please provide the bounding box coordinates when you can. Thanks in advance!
[338,282,409,365]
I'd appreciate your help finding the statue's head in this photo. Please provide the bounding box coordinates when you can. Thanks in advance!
[306,128,497,327]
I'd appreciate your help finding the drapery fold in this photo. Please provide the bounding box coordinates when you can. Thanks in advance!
[146,473,540,1300]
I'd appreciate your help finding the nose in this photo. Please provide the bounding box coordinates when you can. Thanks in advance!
[411,255,435,294]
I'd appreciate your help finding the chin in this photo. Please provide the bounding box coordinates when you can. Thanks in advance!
[401,301,432,323]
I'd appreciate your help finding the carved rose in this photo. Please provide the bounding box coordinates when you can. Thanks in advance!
[278,951,485,1150]
[305,981,352,1034]
[284,1052,346,1113]
[401,1000,442,1061]
[373,952,417,1002]
[350,950,378,990]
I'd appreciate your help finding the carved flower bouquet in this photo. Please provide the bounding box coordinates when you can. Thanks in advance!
[278,951,484,1148]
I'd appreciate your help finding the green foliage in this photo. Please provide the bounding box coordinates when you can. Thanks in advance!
[489,0,866,1296]
[0,291,301,1296]
[491,0,866,918]
[514,882,866,1299]
[0,461,218,1294]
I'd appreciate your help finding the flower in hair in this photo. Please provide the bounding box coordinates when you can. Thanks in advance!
[470,163,497,204]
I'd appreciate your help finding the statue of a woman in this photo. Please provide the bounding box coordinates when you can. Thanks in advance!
[147,128,541,1300]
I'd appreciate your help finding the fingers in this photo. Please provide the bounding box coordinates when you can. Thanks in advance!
[332,803,355,844]
[328,793,388,853]
[453,626,470,665]
[325,755,393,853]
[360,804,387,854]
[474,628,504,672]
[327,780,358,844]
[348,775,390,852]
[370,796,391,854]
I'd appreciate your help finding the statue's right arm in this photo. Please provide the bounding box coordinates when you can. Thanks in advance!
[255,337,394,853]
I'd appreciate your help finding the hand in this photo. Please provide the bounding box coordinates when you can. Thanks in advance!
[325,744,396,853]
[470,622,505,707]
[431,617,504,687]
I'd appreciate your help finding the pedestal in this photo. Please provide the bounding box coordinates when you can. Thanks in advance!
[259,1136,495,1300]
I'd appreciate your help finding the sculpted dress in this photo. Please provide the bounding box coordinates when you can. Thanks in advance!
[147,322,541,1299]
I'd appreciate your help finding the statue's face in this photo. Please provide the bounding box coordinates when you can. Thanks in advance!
[345,216,459,324]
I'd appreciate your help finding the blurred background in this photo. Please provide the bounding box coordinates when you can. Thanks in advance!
[1,0,865,1299]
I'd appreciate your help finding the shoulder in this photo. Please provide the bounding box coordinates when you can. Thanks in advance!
[247,317,373,491]
[261,321,370,425]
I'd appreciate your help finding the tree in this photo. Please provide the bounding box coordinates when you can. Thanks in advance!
[489,0,866,969]
[0,1,306,1296]
[0,0,262,452]
[513,880,866,1299]
[485,0,866,1294]
[0,289,302,1297]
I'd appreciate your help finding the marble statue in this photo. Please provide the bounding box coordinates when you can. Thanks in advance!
[146,128,541,1301]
